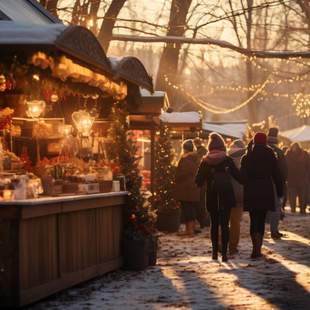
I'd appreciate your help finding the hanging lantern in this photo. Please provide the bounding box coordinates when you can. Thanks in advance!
[26,100,45,118]
[72,110,95,137]
[0,75,6,92]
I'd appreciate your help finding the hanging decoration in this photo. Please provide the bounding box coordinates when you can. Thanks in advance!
[0,75,6,92]
[26,100,46,119]
[293,94,310,119]
[72,110,95,137]
[0,107,14,131]
[30,52,127,100]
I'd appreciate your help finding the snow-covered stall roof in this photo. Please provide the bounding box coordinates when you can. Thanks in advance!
[160,111,201,124]
[0,21,112,75]
[203,121,247,139]
[109,57,153,92]
[280,125,310,143]
[0,0,59,24]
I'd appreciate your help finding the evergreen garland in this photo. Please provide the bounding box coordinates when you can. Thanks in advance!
[152,123,178,212]
[108,101,150,239]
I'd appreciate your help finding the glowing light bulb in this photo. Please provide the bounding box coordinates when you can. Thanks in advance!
[26,100,45,118]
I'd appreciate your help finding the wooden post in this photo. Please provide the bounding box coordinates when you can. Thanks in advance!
[150,129,155,194]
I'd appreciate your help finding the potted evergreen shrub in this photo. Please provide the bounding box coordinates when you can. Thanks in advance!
[108,103,158,270]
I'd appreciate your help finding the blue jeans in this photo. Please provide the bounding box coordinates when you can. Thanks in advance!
[267,198,281,236]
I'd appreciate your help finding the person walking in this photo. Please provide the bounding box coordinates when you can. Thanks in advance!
[286,143,309,214]
[196,133,241,262]
[194,137,209,229]
[228,139,246,255]
[267,127,288,239]
[241,133,283,259]
[174,139,200,237]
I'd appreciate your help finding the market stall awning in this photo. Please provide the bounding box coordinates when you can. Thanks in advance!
[0,21,112,75]
[128,89,169,129]
[160,111,201,130]
[280,125,310,142]
[109,57,153,92]
[0,0,60,24]
[203,121,247,139]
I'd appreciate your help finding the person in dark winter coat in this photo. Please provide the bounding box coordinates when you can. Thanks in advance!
[267,127,288,239]
[241,133,283,259]
[196,132,241,262]
[286,143,310,214]
[174,139,201,237]
[228,139,246,255]
[194,137,209,229]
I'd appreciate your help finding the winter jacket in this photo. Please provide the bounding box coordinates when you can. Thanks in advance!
[229,149,245,207]
[195,155,241,212]
[196,145,207,161]
[241,144,283,212]
[268,141,288,184]
[286,148,310,188]
[174,152,200,202]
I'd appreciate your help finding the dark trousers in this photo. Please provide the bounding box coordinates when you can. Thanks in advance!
[210,208,231,255]
[249,210,267,236]
[288,186,307,213]
[196,187,210,228]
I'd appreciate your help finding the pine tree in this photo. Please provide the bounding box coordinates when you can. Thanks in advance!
[152,124,178,212]
[108,102,144,209]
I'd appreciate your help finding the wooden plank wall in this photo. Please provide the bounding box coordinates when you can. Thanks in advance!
[0,196,125,307]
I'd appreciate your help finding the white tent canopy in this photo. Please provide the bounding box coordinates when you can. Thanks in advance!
[203,121,248,139]
[280,125,310,142]
[160,111,201,124]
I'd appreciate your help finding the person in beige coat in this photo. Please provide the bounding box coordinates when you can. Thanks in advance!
[228,139,246,255]
[174,140,200,237]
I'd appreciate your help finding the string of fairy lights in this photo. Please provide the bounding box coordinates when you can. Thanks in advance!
[164,56,310,119]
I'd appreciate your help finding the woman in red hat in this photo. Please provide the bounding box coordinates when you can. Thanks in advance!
[241,132,283,258]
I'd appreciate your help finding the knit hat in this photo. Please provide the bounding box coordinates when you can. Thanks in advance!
[182,139,194,152]
[267,127,279,144]
[267,127,279,137]
[228,139,246,155]
[254,132,267,145]
[207,132,226,152]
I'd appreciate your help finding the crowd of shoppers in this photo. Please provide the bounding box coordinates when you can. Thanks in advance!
[173,129,310,262]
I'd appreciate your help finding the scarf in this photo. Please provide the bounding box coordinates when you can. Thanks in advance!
[204,149,227,164]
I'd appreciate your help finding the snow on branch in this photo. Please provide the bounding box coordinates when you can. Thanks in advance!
[111,34,310,59]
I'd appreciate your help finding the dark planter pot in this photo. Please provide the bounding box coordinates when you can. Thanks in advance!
[122,238,149,271]
[157,208,181,233]
[148,235,158,266]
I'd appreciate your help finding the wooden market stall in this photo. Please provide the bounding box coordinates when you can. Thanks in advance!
[0,5,154,307]
[128,89,169,192]
[160,111,202,156]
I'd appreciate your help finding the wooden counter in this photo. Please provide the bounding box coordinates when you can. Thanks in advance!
[0,192,128,307]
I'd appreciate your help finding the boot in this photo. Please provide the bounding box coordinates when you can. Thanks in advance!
[257,233,263,257]
[222,241,228,262]
[250,233,261,259]
[212,242,218,260]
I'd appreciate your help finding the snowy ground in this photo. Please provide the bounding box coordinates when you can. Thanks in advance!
[29,208,310,310]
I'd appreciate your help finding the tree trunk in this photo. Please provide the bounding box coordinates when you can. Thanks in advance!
[97,0,127,52]
[39,0,58,17]
[297,0,310,47]
[156,0,193,92]
[89,0,101,33]
[245,0,256,123]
